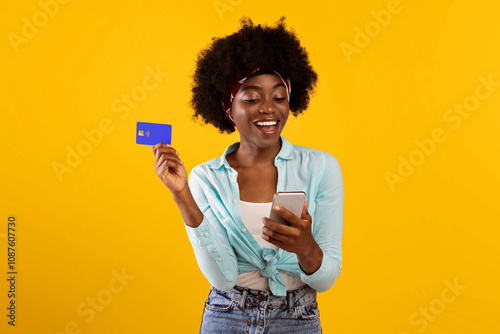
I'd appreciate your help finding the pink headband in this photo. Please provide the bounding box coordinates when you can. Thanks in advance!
[220,67,291,126]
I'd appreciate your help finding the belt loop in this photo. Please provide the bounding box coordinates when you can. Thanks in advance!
[287,290,294,313]
[239,288,249,309]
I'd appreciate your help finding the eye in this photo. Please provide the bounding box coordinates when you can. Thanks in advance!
[244,99,259,103]
[274,97,286,102]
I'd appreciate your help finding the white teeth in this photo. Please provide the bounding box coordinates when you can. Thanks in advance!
[256,121,277,126]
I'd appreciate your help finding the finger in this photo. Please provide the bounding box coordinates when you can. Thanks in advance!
[152,142,171,151]
[158,154,183,167]
[153,144,167,155]
[300,201,307,217]
[156,154,170,171]
[155,149,163,166]
[272,205,301,226]
[261,232,286,247]
[162,158,181,173]
[158,159,179,178]
[166,159,179,169]
[262,217,293,235]
[262,226,283,240]
[155,151,183,166]
[301,201,312,221]
[156,157,183,171]
[154,146,179,159]
[157,159,169,177]
[153,145,179,157]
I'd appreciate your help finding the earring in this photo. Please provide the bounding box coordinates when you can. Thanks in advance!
[228,112,235,124]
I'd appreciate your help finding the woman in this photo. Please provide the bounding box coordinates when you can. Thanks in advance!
[152,17,343,333]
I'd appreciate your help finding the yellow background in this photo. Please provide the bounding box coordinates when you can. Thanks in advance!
[1,0,499,333]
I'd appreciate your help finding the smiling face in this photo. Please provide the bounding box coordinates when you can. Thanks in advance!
[229,73,290,151]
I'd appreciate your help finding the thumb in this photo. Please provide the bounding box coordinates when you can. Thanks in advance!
[301,201,312,221]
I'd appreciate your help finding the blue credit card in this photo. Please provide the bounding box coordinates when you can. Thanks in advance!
[136,122,172,145]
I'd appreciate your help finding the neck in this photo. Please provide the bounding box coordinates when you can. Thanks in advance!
[232,137,282,168]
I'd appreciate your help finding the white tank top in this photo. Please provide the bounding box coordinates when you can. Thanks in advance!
[235,200,306,291]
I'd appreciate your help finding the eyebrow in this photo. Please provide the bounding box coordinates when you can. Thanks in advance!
[240,82,285,92]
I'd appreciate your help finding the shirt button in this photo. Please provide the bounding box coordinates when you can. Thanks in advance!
[241,228,247,233]
[218,257,223,262]
[233,199,238,203]
[271,281,276,285]
[204,232,209,237]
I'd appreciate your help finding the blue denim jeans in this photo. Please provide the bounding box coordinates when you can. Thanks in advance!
[199,285,322,334]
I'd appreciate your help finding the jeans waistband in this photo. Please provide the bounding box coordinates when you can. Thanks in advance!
[210,285,317,312]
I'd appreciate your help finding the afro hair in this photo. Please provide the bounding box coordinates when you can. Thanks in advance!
[190,16,318,134]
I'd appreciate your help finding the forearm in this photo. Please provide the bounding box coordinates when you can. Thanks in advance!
[300,151,343,292]
[183,208,239,290]
[172,186,203,228]
[188,235,239,290]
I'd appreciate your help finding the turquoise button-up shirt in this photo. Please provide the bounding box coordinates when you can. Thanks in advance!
[185,136,344,296]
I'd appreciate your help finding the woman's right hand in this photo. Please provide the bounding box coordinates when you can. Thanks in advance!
[152,143,187,195]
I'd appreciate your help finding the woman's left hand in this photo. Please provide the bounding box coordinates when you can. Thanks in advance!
[262,201,323,274]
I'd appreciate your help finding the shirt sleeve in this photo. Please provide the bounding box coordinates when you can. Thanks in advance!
[298,151,344,292]
[184,167,239,291]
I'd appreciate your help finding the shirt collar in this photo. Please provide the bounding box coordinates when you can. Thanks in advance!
[209,135,294,170]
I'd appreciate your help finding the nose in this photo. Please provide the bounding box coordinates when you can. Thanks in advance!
[259,96,276,114]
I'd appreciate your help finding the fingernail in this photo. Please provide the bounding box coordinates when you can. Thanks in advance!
[261,217,266,223]
[175,151,180,156]
[179,160,184,165]
[273,205,280,212]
